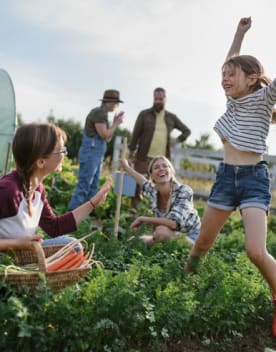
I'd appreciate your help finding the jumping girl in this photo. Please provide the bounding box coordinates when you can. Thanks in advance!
[185,17,276,336]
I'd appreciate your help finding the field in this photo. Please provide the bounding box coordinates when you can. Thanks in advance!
[1,158,276,352]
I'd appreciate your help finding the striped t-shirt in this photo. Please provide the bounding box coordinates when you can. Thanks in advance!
[214,78,276,154]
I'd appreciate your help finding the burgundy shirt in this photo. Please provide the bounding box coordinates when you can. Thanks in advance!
[0,170,77,239]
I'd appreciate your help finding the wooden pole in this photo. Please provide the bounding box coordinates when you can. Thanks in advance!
[114,137,127,238]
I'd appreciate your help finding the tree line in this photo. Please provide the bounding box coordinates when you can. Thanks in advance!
[17,113,215,163]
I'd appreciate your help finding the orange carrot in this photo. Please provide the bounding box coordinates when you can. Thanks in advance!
[47,250,77,272]
[65,251,90,270]
[59,250,84,270]
[66,256,84,269]
[76,252,90,268]
[45,233,93,267]
[83,251,90,261]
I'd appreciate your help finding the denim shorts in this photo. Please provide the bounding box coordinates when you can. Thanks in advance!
[207,162,271,213]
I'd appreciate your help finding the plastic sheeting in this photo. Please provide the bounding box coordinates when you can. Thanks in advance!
[0,69,16,175]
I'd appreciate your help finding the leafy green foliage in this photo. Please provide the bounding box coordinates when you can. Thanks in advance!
[184,133,215,150]
[0,253,14,265]
[47,113,132,165]
[44,157,77,213]
[47,115,83,162]
[2,166,276,351]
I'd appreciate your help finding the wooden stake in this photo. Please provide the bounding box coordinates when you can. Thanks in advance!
[114,137,127,238]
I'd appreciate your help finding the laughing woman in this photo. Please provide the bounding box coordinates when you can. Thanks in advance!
[0,123,111,250]
[120,156,200,245]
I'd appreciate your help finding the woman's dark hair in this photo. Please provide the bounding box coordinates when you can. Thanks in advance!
[12,123,67,215]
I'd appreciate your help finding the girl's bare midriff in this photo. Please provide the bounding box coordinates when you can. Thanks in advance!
[223,140,262,165]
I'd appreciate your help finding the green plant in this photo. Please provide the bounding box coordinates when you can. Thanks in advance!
[2,162,276,352]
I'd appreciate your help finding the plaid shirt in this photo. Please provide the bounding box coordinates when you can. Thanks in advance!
[141,179,201,233]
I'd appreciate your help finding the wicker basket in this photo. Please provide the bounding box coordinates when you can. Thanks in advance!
[0,242,91,292]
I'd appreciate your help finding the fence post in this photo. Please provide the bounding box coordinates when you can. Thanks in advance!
[112,135,123,173]
[114,137,128,238]
[271,164,276,190]
[171,144,182,176]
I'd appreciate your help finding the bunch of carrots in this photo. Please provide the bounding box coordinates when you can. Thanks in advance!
[46,234,99,272]
[0,234,103,275]
[47,248,91,272]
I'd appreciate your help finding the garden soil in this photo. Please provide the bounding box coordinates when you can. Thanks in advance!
[134,324,276,352]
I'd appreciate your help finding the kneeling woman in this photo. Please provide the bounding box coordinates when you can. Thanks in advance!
[120,156,200,245]
[0,123,111,250]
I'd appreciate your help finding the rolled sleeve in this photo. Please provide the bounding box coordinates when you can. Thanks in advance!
[167,185,194,230]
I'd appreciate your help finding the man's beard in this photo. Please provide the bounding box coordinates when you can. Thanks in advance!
[153,103,164,112]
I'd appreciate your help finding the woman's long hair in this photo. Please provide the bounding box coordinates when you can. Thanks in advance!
[12,123,66,216]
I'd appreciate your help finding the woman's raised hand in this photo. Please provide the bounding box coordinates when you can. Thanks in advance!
[90,177,112,207]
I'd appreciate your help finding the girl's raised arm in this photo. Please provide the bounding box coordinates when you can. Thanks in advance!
[226,17,251,61]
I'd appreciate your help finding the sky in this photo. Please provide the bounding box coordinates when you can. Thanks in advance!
[1,0,276,154]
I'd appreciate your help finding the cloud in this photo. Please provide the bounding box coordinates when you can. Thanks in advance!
[4,0,276,155]
[10,1,221,64]
[7,58,87,122]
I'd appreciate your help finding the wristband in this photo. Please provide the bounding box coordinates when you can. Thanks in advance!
[89,199,96,210]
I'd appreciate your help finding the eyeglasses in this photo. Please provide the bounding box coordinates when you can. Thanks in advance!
[51,146,68,155]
